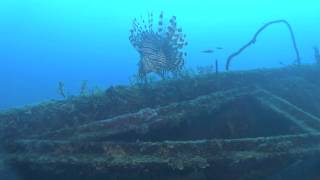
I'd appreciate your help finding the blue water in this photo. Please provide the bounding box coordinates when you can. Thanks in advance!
[0,0,319,110]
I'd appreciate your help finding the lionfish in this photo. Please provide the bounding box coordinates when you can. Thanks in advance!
[129,12,188,79]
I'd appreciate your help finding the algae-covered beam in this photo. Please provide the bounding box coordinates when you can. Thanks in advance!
[4,133,320,180]
[33,87,253,141]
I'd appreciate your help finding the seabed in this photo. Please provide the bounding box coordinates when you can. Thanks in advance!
[1,65,320,180]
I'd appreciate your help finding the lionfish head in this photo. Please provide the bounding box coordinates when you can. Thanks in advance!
[129,12,188,78]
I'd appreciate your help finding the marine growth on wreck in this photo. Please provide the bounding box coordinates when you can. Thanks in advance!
[129,12,188,79]
[2,3,320,179]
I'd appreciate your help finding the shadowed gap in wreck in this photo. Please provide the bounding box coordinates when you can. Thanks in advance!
[100,96,305,142]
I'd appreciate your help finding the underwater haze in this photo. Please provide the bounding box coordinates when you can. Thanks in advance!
[0,0,319,110]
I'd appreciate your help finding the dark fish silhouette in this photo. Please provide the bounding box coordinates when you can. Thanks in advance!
[216,47,223,50]
[201,49,214,53]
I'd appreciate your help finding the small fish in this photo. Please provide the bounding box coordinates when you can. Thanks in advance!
[201,49,214,53]
[216,47,223,50]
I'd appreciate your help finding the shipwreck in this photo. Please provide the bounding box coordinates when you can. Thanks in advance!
[1,65,320,179]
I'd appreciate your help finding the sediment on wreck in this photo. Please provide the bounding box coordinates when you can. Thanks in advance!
[1,65,320,180]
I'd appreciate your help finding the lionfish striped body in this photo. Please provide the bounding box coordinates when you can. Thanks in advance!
[129,12,188,78]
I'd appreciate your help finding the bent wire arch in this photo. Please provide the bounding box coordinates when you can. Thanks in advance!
[225,20,301,71]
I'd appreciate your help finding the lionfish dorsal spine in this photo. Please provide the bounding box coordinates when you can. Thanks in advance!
[158,11,164,33]
[148,12,153,32]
